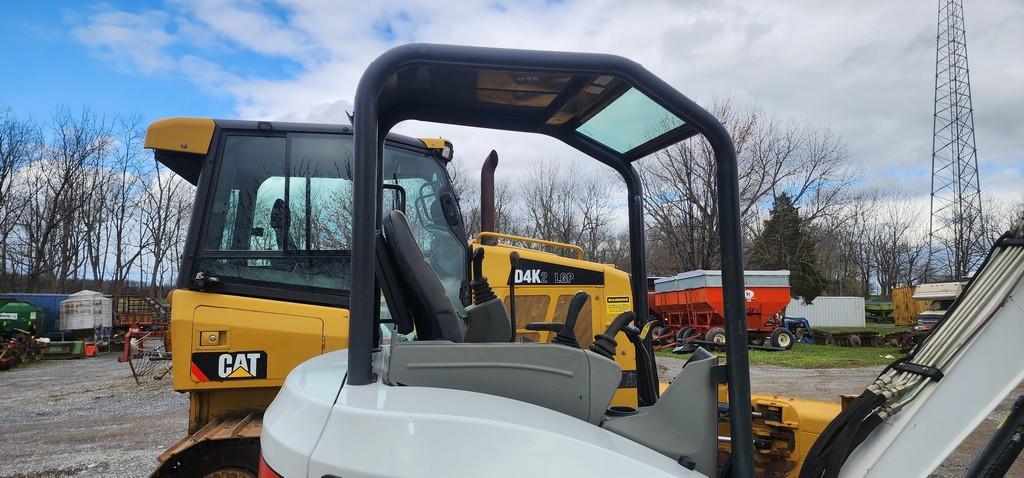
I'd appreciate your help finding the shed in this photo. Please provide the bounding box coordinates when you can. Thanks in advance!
[786,296,866,328]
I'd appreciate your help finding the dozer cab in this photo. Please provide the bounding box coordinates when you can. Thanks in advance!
[146,120,645,472]
[259,43,1024,478]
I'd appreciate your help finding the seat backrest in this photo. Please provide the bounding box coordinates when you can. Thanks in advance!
[381,210,464,342]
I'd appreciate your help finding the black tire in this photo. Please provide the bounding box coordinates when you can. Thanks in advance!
[770,327,796,350]
[705,327,727,344]
[676,327,696,343]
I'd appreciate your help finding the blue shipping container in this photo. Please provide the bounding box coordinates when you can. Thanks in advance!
[0,293,70,337]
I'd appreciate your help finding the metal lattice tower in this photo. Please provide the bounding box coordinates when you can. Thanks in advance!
[929,0,984,280]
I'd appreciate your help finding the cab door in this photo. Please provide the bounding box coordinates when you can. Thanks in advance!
[189,302,324,385]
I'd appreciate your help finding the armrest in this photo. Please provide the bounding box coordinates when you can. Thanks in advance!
[525,322,564,332]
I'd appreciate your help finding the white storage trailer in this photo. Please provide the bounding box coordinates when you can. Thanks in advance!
[59,290,113,331]
[786,296,866,328]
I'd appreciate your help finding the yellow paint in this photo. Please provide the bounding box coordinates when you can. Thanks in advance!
[473,232,585,260]
[418,137,449,149]
[170,290,349,393]
[716,386,841,477]
[144,117,215,155]
[227,366,252,378]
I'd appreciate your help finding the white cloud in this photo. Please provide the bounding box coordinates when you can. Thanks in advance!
[71,0,1024,209]
[71,8,178,74]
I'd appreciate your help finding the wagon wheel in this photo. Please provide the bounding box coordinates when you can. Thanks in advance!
[706,327,727,345]
[770,327,795,350]
[676,327,696,343]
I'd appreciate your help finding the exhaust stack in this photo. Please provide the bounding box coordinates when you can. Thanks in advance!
[480,150,498,242]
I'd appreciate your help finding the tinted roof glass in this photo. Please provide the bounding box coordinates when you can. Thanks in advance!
[576,88,684,154]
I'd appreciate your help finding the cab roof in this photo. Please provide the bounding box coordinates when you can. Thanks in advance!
[145,117,443,184]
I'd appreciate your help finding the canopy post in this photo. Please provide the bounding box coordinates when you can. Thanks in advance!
[348,73,382,386]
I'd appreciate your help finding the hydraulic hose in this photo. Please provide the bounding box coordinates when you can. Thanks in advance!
[507,251,520,342]
[802,225,1024,477]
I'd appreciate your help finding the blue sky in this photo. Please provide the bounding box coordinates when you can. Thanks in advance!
[2,2,235,123]
[1,0,1021,207]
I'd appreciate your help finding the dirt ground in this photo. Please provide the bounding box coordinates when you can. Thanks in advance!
[0,353,1020,477]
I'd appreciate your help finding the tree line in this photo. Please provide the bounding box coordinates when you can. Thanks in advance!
[2,101,1020,300]
[451,100,1024,301]
[0,105,193,296]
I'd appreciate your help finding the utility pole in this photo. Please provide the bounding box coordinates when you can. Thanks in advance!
[928,0,984,281]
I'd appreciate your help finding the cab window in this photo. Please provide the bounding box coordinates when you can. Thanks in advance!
[196,132,467,309]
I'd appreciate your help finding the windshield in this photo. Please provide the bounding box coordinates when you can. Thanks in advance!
[197,132,467,310]
[576,87,684,154]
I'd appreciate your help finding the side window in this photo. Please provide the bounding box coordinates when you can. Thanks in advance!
[197,134,353,295]
[504,295,552,342]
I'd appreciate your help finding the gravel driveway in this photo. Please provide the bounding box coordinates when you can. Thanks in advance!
[1,352,1020,477]
[0,353,187,478]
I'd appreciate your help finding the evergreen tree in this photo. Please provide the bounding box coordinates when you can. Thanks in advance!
[749,193,827,303]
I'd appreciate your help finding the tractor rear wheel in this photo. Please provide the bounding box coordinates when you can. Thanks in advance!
[706,327,727,345]
[770,327,795,350]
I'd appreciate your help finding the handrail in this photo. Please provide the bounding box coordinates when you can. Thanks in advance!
[472,232,585,261]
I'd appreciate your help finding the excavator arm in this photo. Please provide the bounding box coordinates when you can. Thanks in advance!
[801,222,1024,477]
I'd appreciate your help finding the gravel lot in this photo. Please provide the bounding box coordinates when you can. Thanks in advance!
[0,353,187,478]
[1,352,1019,477]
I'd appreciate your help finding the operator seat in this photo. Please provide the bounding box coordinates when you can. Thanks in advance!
[381,209,465,342]
[270,199,297,251]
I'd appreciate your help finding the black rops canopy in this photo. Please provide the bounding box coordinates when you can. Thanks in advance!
[349,43,754,474]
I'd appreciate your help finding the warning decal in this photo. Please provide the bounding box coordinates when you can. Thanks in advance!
[606,296,632,315]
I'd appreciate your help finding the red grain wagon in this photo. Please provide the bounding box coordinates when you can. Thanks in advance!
[648,270,796,350]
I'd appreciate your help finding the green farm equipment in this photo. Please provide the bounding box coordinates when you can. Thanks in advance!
[0,300,47,370]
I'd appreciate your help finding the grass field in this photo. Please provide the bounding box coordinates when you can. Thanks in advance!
[657,343,904,369]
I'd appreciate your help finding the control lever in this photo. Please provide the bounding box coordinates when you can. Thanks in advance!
[551,291,587,348]
[470,248,496,304]
[506,252,520,342]
[463,248,512,343]
[523,291,589,347]
[589,311,635,360]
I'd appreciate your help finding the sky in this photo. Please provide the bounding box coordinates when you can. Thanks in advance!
[1,0,1022,208]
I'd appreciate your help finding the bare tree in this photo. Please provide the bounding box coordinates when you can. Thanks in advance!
[814,191,876,297]
[14,107,113,292]
[139,162,194,296]
[519,158,618,260]
[0,106,39,289]
[640,100,858,273]
[868,193,929,296]
[106,116,148,296]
